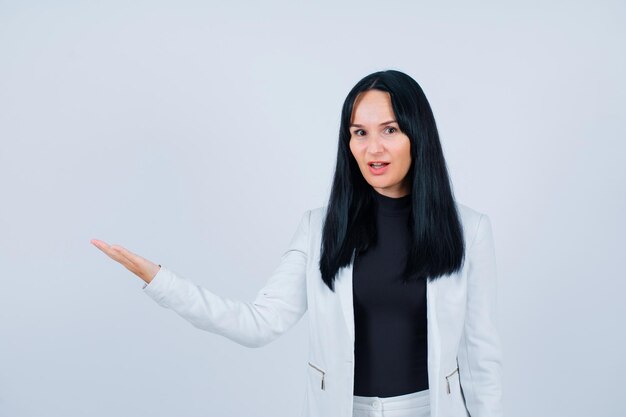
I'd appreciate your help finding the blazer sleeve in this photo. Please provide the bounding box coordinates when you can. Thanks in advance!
[457,214,504,417]
[141,209,311,348]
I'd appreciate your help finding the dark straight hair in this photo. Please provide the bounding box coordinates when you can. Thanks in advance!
[318,69,465,292]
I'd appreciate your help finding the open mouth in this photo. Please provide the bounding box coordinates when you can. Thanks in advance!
[368,162,390,175]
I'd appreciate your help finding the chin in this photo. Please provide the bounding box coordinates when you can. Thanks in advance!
[368,180,393,189]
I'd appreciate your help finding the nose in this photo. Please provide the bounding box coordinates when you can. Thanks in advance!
[366,134,385,154]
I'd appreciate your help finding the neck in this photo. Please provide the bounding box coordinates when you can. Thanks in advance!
[371,188,411,216]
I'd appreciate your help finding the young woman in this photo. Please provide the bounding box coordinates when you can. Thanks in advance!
[92,70,503,417]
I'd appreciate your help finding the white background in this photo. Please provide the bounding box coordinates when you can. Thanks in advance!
[1,1,624,416]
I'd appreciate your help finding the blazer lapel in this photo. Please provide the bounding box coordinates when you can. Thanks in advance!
[426,273,441,416]
[335,250,442,415]
[336,249,356,344]
[335,249,439,350]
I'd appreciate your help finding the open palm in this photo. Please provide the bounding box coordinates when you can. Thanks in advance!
[91,239,161,284]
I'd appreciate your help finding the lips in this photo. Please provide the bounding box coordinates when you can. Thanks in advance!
[368,162,390,175]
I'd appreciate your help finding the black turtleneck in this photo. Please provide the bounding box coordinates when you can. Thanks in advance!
[352,189,428,397]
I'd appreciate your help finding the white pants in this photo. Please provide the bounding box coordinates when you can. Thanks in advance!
[353,388,430,417]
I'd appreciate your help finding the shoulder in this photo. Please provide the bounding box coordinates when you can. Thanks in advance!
[455,201,484,226]
[455,201,492,252]
[302,206,326,237]
[309,205,327,221]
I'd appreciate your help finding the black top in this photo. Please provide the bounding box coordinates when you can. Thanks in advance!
[352,189,428,397]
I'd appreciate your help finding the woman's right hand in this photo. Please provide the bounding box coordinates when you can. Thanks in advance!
[90,239,161,285]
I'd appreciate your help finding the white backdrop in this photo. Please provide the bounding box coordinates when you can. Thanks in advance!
[1,1,624,416]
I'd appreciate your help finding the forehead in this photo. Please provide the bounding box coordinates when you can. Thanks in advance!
[351,90,395,123]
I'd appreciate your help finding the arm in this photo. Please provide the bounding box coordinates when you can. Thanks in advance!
[142,209,311,348]
[457,214,504,417]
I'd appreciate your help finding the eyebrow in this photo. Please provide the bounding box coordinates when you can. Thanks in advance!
[349,120,397,128]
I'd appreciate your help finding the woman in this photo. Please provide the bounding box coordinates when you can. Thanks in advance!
[92,69,503,417]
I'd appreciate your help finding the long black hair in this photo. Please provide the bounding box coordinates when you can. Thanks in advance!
[318,69,465,292]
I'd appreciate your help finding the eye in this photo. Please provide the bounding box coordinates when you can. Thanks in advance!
[385,126,398,134]
[352,129,366,136]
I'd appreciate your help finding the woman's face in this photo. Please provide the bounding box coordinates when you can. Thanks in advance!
[349,89,412,198]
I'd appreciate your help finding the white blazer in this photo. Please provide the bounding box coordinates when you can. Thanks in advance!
[142,203,503,417]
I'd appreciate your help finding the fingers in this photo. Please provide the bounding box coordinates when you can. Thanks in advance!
[91,239,130,267]
[91,239,138,269]
[91,238,158,283]
[111,244,140,268]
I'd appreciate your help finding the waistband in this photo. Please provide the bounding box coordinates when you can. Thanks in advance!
[353,388,429,411]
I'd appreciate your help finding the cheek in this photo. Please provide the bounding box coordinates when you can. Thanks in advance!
[394,140,412,171]
[349,141,363,162]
